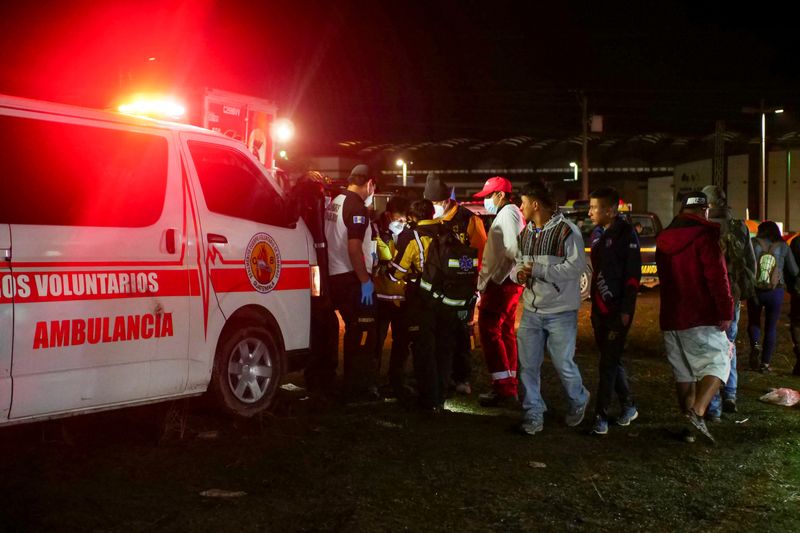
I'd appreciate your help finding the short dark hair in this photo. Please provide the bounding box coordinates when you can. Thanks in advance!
[757,220,782,242]
[519,182,555,209]
[409,199,434,221]
[590,187,620,209]
[386,196,410,216]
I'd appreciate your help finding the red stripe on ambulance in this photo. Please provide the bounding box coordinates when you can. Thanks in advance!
[210,266,310,293]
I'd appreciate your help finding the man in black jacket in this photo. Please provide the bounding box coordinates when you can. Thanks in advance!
[587,187,642,435]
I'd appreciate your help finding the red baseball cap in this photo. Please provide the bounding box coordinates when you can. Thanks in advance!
[473,176,512,198]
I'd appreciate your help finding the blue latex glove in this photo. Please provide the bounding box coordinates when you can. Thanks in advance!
[360,279,375,306]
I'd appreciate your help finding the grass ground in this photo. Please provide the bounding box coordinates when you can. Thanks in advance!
[1,289,799,532]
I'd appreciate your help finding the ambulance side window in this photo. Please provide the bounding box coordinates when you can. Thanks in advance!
[188,142,286,227]
[0,115,168,227]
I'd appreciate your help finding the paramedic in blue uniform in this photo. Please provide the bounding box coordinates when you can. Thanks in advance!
[323,164,379,401]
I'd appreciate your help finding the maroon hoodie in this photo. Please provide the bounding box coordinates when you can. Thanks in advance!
[655,213,733,331]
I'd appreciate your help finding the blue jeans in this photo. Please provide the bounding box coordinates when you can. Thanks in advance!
[517,308,589,422]
[748,288,785,365]
[708,302,740,416]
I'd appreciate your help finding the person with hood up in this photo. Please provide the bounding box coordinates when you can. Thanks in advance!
[424,172,487,395]
[512,183,590,435]
[656,191,733,443]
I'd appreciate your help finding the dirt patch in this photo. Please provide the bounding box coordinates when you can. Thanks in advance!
[1,288,799,531]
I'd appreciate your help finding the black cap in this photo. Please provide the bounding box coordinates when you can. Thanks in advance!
[348,164,370,183]
[681,191,708,210]
[423,172,450,202]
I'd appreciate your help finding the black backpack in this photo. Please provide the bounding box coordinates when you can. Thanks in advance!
[420,225,478,308]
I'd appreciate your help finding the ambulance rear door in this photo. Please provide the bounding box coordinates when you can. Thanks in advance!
[0,224,11,421]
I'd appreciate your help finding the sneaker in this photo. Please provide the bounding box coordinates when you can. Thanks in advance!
[454,382,472,395]
[722,398,737,413]
[705,413,722,424]
[591,416,609,435]
[519,418,544,436]
[366,386,382,402]
[681,428,696,443]
[759,363,771,374]
[479,391,517,408]
[749,345,761,371]
[616,405,639,426]
[687,408,715,444]
[565,393,590,427]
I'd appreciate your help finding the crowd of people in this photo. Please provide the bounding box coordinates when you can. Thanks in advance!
[298,164,800,444]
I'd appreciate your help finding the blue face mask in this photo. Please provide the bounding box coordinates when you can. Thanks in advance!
[483,197,498,215]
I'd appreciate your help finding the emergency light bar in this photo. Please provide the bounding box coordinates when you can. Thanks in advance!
[118,98,186,120]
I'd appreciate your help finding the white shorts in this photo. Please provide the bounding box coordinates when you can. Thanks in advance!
[663,326,732,383]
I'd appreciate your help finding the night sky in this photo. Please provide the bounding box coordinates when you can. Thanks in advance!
[1,1,798,150]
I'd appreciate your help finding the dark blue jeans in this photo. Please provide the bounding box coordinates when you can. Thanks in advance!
[708,302,741,416]
[748,288,785,365]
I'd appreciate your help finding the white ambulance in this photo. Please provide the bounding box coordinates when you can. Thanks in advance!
[0,94,318,426]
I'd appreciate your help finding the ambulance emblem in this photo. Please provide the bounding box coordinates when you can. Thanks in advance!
[245,233,281,293]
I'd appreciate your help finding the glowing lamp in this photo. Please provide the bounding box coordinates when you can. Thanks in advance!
[118,98,186,120]
[271,118,295,143]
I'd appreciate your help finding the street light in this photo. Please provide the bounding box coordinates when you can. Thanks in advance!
[566,162,579,182]
[396,159,408,187]
[743,101,784,220]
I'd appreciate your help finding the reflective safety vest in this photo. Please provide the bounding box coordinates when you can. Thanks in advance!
[419,224,479,309]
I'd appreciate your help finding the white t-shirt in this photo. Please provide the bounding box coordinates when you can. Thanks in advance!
[478,203,524,291]
[324,191,373,276]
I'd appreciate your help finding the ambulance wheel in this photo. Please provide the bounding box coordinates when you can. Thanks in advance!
[210,324,284,417]
[579,264,592,301]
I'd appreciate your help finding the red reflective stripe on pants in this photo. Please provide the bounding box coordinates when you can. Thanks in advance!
[478,279,523,396]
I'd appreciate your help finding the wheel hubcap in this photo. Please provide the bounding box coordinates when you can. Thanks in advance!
[227,337,273,403]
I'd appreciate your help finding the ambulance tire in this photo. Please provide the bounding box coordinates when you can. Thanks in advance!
[579,263,592,301]
[210,323,284,417]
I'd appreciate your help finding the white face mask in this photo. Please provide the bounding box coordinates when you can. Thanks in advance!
[388,220,405,236]
[433,204,445,218]
[483,196,498,215]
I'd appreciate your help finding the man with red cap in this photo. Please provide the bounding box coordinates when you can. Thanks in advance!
[473,177,526,406]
